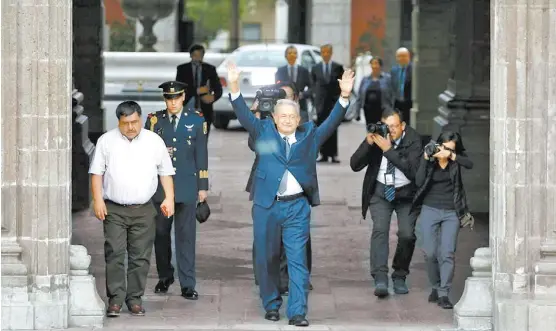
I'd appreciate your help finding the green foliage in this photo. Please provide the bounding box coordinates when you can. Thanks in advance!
[109,20,137,52]
[185,0,273,43]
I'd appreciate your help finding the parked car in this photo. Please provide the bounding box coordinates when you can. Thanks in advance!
[212,43,323,129]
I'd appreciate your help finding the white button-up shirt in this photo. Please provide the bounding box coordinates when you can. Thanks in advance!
[277,133,303,196]
[89,128,175,205]
[376,132,411,188]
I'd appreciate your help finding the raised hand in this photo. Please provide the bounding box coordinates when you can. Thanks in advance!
[338,69,355,97]
[227,61,241,84]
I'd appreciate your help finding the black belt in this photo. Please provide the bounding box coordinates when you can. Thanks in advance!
[275,192,305,202]
[105,200,149,208]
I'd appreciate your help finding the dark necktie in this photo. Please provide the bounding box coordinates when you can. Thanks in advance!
[171,114,177,132]
[289,66,295,82]
[384,141,397,202]
[324,64,330,82]
[399,67,406,98]
[278,136,291,194]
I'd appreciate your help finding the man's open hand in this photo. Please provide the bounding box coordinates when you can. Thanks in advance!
[227,62,240,84]
[338,69,355,97]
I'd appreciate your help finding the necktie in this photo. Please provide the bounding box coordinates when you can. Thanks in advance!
[384,159,396,202]
[171,114,177,132]
[289,66,295,82]
[324,64,330,82]
[399,67,406,98]
[278,136,291,194]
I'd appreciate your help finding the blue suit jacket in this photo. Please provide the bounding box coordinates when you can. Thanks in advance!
[145,97,209,204]
[230,94,348,208]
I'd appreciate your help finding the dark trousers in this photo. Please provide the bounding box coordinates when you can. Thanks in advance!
[253,197,311,319]
[253,236,312,288]
[368,182,418,282]
[394,99,412,126]
[103,201,156,307]
[154,202,198,288]
[317,104,338,158]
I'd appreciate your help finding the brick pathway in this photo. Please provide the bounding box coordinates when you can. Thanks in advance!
[71,120,489,330]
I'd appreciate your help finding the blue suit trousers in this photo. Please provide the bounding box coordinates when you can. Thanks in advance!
[252,196,311,319]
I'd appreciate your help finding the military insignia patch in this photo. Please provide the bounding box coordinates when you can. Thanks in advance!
[203,122,207,135]
[199,170,209,179]
[149,115,158,131]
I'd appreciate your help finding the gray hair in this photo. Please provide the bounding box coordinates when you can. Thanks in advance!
[116,100,142,119]
[396,47,410,55]
[274,99,300,115]
[321,44,333,51]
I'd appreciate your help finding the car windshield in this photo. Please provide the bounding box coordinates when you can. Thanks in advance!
[231,49,288,67]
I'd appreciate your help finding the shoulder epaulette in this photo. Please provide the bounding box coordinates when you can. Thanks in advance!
[195,110,204,117]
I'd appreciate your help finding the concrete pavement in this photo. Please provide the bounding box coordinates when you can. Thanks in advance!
[71,119,489,330]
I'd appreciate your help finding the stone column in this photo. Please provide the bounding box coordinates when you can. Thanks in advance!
[491,0,556,330]
[1,1,73,329]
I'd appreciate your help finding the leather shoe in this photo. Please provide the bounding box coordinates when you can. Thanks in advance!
[154,277,174,293]
[264,310,280,322]
[393,278,409,294]
[437,296,453,309]
[128,304,145,316]
[181,287,199,300]
[374,282,389,298]
[288,315,309,327]
[309,283,313,290]
[428,289,439,302]
[106,304,121,318]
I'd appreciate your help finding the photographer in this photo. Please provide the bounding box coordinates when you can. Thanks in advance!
[412,131,473,309]
[350,108,422,298]
[246,82,313,295]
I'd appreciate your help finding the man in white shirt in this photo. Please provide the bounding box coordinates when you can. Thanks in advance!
[89,101,175,318]
[349,108,422,298]
[228,62,354,327]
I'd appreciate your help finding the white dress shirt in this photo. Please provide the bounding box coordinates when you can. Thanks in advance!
[376,132,411,188]
[277,133,303,196]
[89,128,175,205]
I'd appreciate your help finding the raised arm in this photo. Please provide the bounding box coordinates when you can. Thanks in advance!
[227,62,262,137]
[315,69,355,146]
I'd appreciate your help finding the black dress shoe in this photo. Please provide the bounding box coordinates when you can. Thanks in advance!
[317,156,328,163]
[437,296,453,309]
[279,287,289,296]
[309,283,313,290]
[288,315,309,327]
[181,287,199,300]
[330,157,340,163]
[428,289,439,302]
[154,278,174,293]
[264,310,280,322]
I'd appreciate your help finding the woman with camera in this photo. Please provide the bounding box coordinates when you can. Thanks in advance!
[412,131,474,309]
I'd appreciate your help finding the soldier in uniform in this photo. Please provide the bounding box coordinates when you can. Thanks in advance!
[145,81,209,300]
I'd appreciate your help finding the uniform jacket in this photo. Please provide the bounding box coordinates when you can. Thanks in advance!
[231,94,348,208]
[349,126,422,218]
[275,65,312,112]
[412,152,474,218]
[176,62,223,117]
[145,97,209,204]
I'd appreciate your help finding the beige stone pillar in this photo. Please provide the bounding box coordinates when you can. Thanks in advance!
[491,0,556,330]
[1,1,73,329]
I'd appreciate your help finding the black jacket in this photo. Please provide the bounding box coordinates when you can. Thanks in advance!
[412,153,473,218]
[176,62,223,118]
[350,126,423,218]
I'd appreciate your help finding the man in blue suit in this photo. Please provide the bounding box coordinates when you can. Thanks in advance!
[145,81,208,301]
[227,62,354,327]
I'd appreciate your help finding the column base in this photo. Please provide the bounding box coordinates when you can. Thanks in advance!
[495,299,556,331]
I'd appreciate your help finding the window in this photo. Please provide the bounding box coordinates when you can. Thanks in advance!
[242,23,261,42]
[231,50,287,67]
[300,51,316,69]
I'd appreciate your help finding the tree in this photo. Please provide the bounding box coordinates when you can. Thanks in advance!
[185,0,274,43]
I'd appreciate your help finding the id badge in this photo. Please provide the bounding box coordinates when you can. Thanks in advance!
[384,174,395,186]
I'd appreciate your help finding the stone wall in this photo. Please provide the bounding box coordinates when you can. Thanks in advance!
[310,0,352,66]
[490,0,556,329]
[1,1,73,329]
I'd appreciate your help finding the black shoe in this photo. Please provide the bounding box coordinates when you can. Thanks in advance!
[309,283,313,290]
[181,287,199,300]
[437,296,453,309]
[154,277,174,293]
[428,289,439,302]
[317,156,328,163]
[264,310,280,322]
[374,281,389,298]
[279,287,289,296]
[330,157,340,164]
[288,315,309,327]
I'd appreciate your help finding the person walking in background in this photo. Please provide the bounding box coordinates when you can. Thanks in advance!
[89,101,175,317]
[176,44,223,138]
[312,44,344,163]
[390,48,413,126]
[412,131,474,309]
[355,57,393,125]
[146,81,209,301]
[275,45,312,123]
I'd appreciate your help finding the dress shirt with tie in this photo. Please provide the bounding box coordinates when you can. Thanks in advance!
[376,132,411,188]
[277,133,303,196]
[289,65,298,83]
[322,62,331,82]
[168,110,182,131]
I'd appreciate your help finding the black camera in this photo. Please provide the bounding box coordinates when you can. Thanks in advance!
[424,141,441,160]
[366,122,389,138]
[256,85,287,115]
